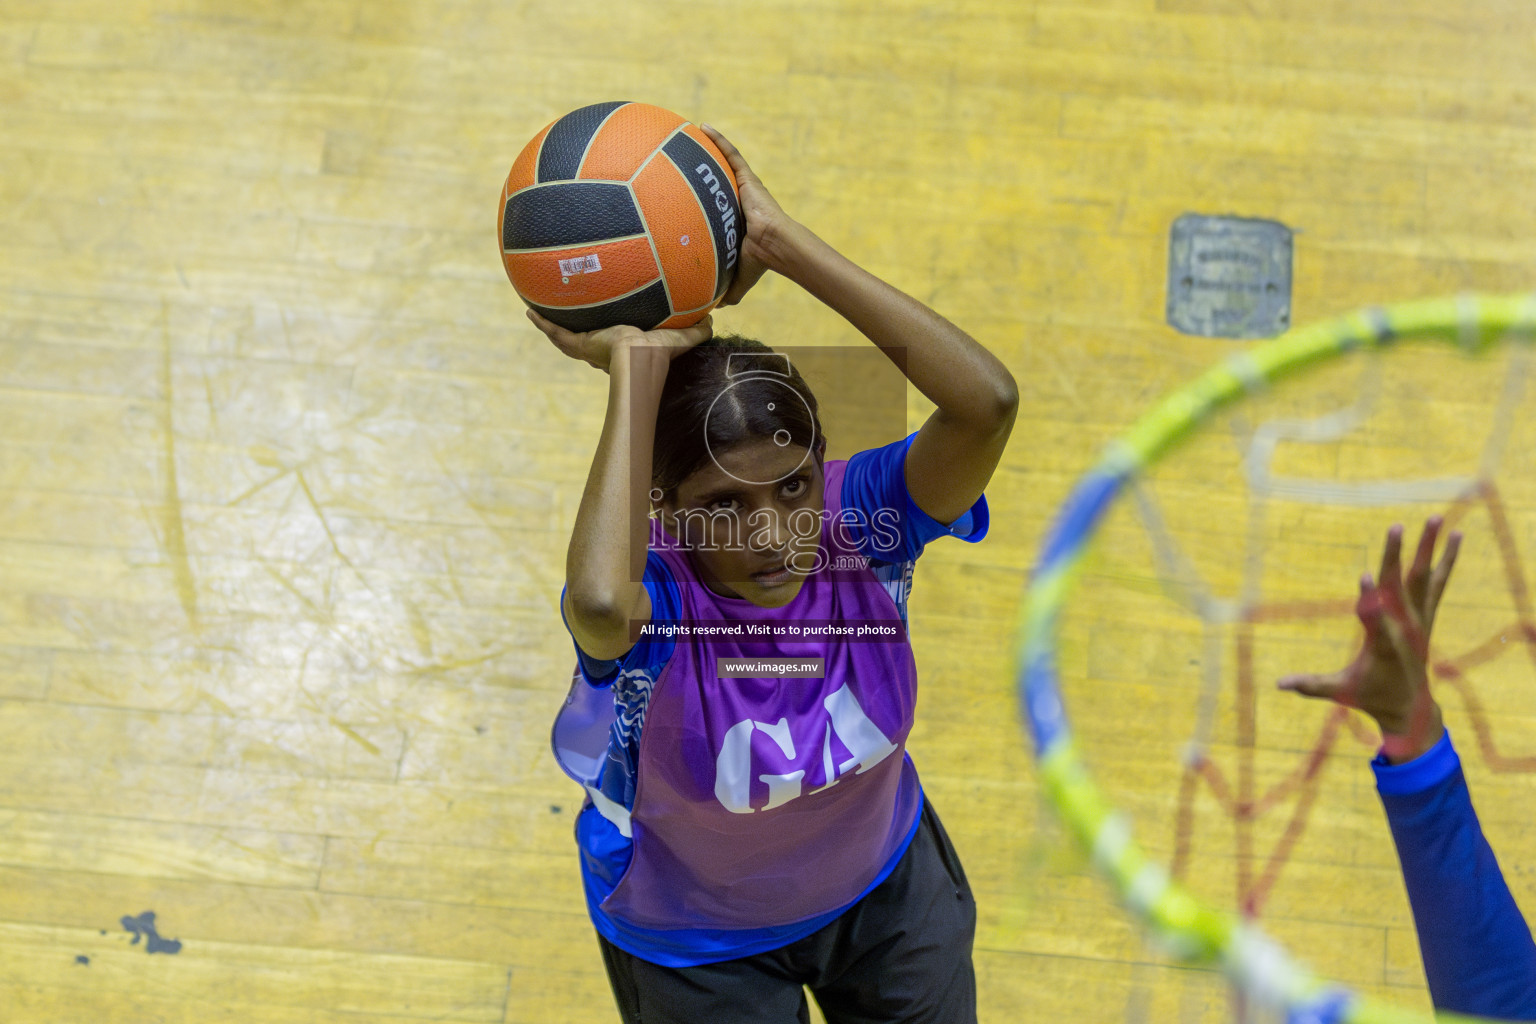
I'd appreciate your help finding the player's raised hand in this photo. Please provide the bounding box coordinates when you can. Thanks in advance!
[1277,518,1461,763]
[528,309,713,374]
[698,124,783,308]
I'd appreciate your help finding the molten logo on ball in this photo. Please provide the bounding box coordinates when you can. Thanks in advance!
[695,163,739,271]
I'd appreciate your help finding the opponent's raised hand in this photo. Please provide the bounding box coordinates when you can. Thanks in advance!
[1277,518,1461,763]
[528,309,713,373]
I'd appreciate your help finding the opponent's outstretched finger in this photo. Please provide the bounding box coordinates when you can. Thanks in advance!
[1277,668,1350,702]
[1354,573,1389,638]
[1405,517,1443,611]
[1424,528,1462,629]
[1376,523,1405,592]
[1375,523,1416,626]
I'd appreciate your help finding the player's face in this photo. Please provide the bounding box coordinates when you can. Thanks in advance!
[661,437,824,609]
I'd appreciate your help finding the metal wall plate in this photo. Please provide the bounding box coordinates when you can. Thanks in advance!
[1167,214,1293,339]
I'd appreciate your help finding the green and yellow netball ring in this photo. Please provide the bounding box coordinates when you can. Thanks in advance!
[1016,294,1536,1024]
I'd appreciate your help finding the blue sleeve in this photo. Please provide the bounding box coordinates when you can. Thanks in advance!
[1374,729,1536,1018]
[839,432,990,564]
[559,552,678,687]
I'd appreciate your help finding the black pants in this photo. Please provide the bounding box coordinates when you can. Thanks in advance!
[598,799,977,1024]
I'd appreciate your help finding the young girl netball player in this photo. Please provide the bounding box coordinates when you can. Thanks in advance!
[532,124,1018,1024]
[1281,518,1536,1017]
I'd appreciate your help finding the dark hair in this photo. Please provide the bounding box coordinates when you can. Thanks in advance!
[652,334,825,498]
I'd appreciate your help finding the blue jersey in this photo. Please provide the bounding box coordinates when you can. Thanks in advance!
[556,431,990,967]
[1375,729,1536,1017]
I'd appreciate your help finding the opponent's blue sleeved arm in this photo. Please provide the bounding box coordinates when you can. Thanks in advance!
[1374,729,1536,1018]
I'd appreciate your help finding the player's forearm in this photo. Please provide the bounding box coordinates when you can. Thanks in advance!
[766,220,1017,428]
[1377,736,1536,1015]
[565,345,669,625]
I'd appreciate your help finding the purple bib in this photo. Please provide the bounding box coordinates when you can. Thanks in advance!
[555,460,922,931]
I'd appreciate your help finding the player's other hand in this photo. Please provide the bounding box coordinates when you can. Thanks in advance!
[1277,518,1461,764]
[698,124,786,309]
[528,310,713,374]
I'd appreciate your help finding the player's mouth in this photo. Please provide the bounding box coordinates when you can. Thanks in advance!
[750,562,796,587]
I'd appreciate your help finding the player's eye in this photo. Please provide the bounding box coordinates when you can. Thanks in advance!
[780,476,809,500]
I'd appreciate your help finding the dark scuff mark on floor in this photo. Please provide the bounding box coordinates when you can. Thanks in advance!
[121,911,183,954]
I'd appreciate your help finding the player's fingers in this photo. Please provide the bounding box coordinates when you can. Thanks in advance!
[668,316,713,347]
[1425,529,1463,628]
[1377,523,1405,593]
[698,123,738,161]
[699,124,758,184]
[526,306,554,336]
[1405,516,1441,603]
[1277,670,1347,701]
[1403,517,1447,627]
[529,308,583,355]
[633,317,714,358]
[1377,524,1419,631]
[1355,573,1384,628]
[527,307,577,342]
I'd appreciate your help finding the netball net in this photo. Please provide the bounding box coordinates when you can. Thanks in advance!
[1018,296,1536,1023]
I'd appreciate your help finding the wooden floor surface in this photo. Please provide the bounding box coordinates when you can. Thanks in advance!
[3,1,1536,1021]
